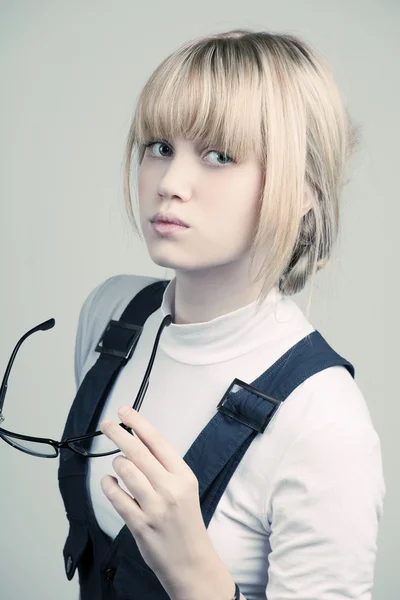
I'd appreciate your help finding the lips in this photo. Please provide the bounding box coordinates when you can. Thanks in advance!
[151,213,189,227]
[150,220,190,237]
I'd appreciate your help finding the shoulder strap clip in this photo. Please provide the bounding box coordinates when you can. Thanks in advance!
[217,378,282,433]
[95,319,142,361]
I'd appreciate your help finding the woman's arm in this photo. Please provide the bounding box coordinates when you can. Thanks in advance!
[265,421,385,600]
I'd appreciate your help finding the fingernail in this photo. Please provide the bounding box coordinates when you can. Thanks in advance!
[118,406,131,416]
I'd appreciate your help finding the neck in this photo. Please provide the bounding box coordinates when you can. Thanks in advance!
[171,256,265,325]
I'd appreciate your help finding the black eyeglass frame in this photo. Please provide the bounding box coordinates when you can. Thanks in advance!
[0,314,171,459]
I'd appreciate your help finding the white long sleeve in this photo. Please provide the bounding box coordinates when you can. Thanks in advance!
[265,421,384,599]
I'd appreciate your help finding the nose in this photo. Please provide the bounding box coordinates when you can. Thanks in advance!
[157,155,194,202]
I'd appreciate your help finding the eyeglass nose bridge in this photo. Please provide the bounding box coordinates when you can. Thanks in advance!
[60,422,133,458]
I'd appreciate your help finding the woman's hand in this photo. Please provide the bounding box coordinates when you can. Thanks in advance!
[99,405,223,598]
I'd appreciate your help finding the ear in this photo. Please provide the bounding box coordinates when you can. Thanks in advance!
[302,183,315,216]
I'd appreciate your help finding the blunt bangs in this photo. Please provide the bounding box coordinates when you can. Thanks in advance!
[130,39,266,164]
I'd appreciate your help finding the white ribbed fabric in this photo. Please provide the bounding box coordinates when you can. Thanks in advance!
[72,274,385,600]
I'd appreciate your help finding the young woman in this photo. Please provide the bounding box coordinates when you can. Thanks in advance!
[58,29,385,600]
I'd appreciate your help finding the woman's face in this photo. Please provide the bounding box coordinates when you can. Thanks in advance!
[138,137,264,272]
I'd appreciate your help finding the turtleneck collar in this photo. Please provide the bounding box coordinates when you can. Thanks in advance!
[158,277,293,365]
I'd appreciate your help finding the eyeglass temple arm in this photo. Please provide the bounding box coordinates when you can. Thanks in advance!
[0,318,55,419]
[133,314,172,413]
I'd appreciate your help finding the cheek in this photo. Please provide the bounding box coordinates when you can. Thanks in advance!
[215,176,262,228]
[138,166,150,198]
[138,159,160,194]
[202,196,258,258]
[212,175,262,250]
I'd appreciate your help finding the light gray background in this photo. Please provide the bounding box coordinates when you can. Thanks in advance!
[0,1,398,599]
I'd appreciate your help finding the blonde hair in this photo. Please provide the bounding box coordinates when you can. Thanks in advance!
[123,29,360,317]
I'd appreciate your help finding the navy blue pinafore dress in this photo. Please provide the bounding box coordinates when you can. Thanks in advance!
[58,280,354,599]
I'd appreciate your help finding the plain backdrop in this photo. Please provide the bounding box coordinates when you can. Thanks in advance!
[0,1,398,599]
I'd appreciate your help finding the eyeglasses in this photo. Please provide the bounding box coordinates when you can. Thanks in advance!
[0,314,171,458]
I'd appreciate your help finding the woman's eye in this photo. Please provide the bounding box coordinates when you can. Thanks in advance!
[143,141,233,166]
[206,150,233,166]
[144,141,172,157]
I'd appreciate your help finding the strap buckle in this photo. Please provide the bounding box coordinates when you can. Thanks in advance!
[217,378,282,433]
[95,319,142,360]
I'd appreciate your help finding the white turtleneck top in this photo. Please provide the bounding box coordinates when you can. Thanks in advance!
[73,274,385,600]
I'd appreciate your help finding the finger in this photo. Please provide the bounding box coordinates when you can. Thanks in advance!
[100,419,167,489]
[112,454,157,510]
[117,406,187,475]
[100,474,144,530]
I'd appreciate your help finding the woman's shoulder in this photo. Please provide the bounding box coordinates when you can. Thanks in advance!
[73,273,164,387]
[300,363,374,428]
[266,356,380,477]
[81,273,163,322]
[265,363,385,513]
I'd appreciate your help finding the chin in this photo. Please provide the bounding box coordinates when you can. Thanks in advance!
[146,248,204,272]
[146,248,184,270]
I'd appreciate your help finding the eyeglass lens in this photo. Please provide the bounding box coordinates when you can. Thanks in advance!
[0,431,58,458]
